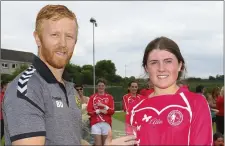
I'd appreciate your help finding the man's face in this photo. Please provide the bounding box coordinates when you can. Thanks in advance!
[34,17,77,69]
[214,137,224,146]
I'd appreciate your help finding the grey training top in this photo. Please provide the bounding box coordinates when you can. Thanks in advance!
[3,56,81,145]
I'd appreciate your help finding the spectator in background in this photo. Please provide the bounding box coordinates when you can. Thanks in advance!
[177,80,189,91]
[122,80,144,112]
[216,86,224,135]
[196,85,206,96]
[213,132,224,146]
[206,92,219,130]
[74,84,90,143]
[140,78,154,97]
[208,87,221,130]
[1,81,8,139]
[74,84,89,107]
[87,78,115,146]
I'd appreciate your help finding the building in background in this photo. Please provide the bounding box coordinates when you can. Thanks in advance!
[1,48,35,75]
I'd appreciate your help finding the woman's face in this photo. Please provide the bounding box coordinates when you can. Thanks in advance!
[97,82,105,93]
[128,82,138,95]
[75,87,83,96]
[145,49,182,90]
[2,84,8,93]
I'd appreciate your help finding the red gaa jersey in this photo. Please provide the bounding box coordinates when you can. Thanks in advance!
[140,88,154,97]
[126,87,213,145]
[122,93,145,112]
[0,91,4,120]
[87,93,115,126]
[216,96,224,116]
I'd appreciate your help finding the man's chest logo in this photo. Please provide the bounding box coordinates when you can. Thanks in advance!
[52,96,64,108]
[56,100,63,108]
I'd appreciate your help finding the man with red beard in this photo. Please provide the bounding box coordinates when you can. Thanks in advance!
[2,5,81,146]
[2,4,136,146]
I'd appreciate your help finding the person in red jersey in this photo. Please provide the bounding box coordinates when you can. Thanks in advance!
[216,86,224,135]
[1,81,8,139]
[140,78,154,97]
[122,80,145,112]
[126,36,212,145]
[87,78,115,146]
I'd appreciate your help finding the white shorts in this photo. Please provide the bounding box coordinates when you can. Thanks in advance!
[91,122,111,135]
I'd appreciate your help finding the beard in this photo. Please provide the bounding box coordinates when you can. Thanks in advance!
[40,42,73,69]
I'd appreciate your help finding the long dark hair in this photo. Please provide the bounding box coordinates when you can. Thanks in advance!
[142,36,186,80]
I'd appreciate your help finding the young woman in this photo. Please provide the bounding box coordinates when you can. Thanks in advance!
[126,36,212,145]
[122,80,144,112]
[1,81,8,140]
[216,86,224,135]
[140,78,154,97]
[208,87,221,128]
[74,84,90,143]
[75,84,89,107]
[87,79,115,146]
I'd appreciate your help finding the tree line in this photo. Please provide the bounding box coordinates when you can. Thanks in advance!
[1,60,224,87]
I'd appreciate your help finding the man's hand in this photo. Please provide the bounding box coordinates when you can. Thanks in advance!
[105,129,137,146]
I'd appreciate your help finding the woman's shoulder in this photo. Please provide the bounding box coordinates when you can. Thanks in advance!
[182,91,209,107]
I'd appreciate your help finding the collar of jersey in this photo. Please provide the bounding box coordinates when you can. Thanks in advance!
[32,55,66,84]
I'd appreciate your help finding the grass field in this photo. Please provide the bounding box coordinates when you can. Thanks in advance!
[113,111,126,122]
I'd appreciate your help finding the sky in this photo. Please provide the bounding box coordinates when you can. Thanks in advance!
[1,1,224,79]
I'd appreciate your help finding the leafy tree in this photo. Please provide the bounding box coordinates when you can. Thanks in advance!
[209,76,216,80]
[82,65,93,71]
[64,63,82,83]
[111,75,123,85]
[11,64,29,80]
[216,74,224,80]
[1,64,29,83]
[81,64,93,84]
[95,60,116,83]
[81,69,93,85]
[1,74,12,83]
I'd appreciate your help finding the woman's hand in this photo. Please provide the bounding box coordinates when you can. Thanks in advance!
[104,129,137,146]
